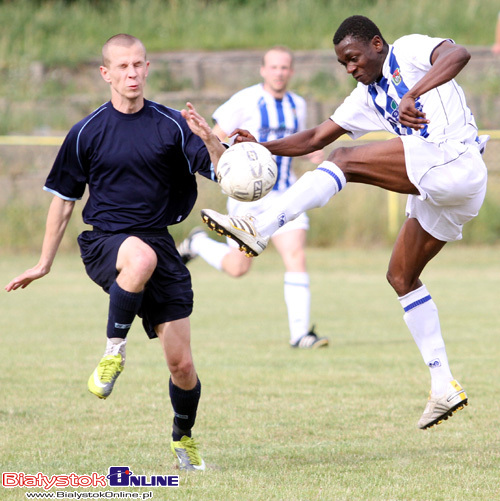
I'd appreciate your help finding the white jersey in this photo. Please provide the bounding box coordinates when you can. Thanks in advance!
[212,83,307,192]
[331,34,479,145]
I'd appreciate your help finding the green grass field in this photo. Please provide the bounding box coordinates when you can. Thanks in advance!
[1,246,500,500]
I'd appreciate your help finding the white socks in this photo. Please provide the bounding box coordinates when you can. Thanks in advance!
[399,284,453,395]
[105,337,127,364]
[255,161,346,238]
[190,232,231,271]
[284,272,311,344]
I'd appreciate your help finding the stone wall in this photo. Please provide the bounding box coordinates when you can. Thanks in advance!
[147,46,500,128]
[1,47,499,209]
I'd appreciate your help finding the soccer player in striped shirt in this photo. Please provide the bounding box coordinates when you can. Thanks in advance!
[178,46,328,349]
[192,16,488,430]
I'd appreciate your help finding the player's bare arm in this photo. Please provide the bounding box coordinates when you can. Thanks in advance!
[182,102,226,171]
[233,119,345,158]
[5,196,74,292]
[398,41,470,129]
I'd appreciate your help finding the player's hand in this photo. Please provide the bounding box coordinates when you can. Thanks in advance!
[5,265,49,292]
[398,94,429,130]
[181,102,213,141]
[230,129,258,143]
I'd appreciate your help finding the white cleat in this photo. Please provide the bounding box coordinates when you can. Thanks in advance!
[201,209,269,257]
[418,379,468,430]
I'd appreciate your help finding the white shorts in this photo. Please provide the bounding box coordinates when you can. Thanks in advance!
[226,189,309,247]
[402,135,488,241]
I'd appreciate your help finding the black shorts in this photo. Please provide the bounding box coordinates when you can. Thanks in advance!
[77,228,193,339]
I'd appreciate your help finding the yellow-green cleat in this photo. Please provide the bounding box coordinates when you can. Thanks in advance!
[88,354,124,399]
[171,436,206,471]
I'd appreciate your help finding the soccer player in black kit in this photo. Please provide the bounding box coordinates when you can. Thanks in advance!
[5,34,225,471]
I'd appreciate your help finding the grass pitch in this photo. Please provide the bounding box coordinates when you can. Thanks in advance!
[1,246,500,500]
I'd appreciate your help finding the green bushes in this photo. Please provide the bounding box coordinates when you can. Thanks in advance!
[1,0,499,68]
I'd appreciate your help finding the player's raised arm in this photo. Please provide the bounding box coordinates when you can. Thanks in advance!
[5,196,74,291]
[398,41,470,129]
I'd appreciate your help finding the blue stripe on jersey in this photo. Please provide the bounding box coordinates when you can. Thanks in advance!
[274,99,285,189]
[149,103,192,174]
[403,294,432,312]
[42,186,81,201]
[286,93,299,132]
[284,93,298,189]
[387,50,429,138]
[258,97,269,143]
[368,48,428,138]
[259,93,300,191]
[76,105,107,172]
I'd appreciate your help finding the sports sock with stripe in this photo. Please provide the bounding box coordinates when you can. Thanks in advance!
[255,161,346,238]
[399,284,453,395]
[106,281,143,339]
[170,377,202,441]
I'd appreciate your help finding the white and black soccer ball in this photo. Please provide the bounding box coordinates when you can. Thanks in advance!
[216,142,277,202]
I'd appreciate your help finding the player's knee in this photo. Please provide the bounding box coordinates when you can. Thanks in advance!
[169,357,195,380]
[386,269,414,297]
[122,237,158,279]
[133,251,157,281]
[327,146,350,169]
[222,250,252,277]
[227,265,250,278]
[282,250,306,271]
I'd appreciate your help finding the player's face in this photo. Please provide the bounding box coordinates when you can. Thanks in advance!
[260,50,294,98]
[100,42,149,111]
[335,35,385,85]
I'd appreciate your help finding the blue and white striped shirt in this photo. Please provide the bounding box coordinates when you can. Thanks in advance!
[212,83,307,192]
[332,34,478,145]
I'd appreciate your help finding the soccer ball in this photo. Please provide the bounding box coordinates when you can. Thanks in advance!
[217,142,277,202]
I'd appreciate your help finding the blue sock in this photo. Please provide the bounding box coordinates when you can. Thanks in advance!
[106,282,143,339]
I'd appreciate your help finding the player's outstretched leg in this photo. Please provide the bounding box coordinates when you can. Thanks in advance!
[201,163,345,257]
[201,209,269,257]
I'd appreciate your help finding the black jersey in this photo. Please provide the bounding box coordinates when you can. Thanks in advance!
[44,99,214,232]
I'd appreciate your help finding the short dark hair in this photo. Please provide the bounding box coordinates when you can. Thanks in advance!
[333,15,387,46]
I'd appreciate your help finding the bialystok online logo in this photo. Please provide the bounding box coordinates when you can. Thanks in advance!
[2,467,179,490]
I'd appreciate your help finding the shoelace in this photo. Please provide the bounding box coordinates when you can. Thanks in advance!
[182,438,202,465]
[98,356,121,383]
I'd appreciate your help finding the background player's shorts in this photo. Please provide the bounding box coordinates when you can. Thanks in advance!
[226,188,309,247]
[402,136,488,241]
[78,229,193,339]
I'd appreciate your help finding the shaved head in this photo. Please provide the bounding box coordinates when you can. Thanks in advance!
[102,34,146,67]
